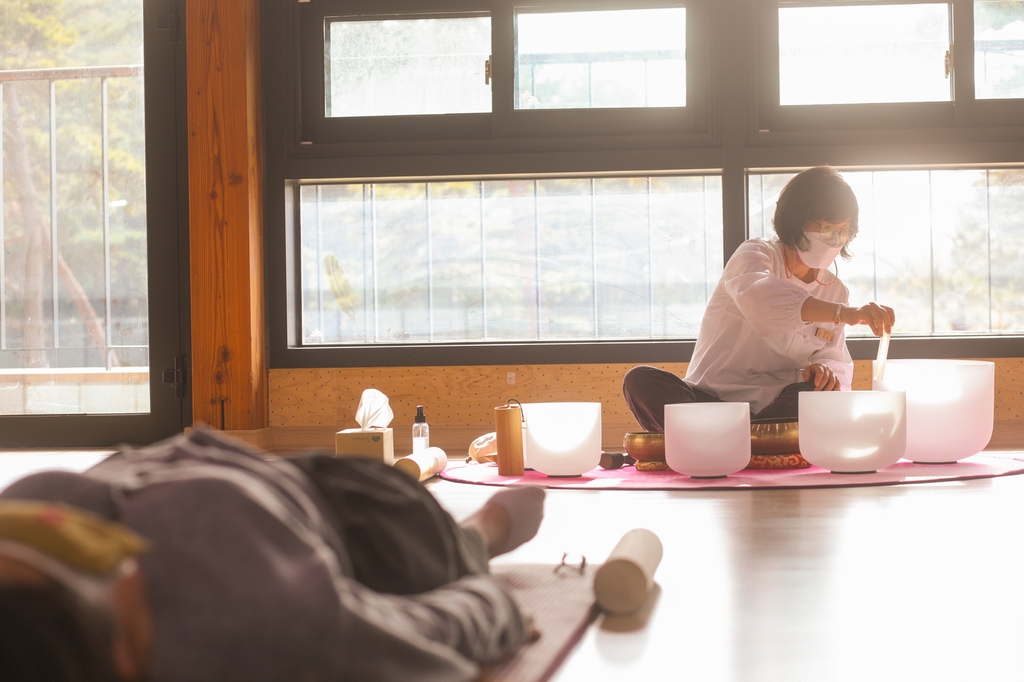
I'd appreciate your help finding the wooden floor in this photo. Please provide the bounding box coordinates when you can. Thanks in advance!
[4,449,1024,681]
[430,458,1024,682]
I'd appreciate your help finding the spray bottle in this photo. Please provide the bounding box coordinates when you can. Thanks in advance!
[413,405,429,453]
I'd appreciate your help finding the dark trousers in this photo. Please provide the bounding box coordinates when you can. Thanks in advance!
[290,455,488,596]
[622,365,815,432]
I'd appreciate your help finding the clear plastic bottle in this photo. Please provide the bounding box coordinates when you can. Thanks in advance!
[412,405,429,453]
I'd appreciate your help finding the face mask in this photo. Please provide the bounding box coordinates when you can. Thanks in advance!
[798,232,842,270]
[0,501,147,606]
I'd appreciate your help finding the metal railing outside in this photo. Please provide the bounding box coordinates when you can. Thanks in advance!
[0,65,144,369]
[516,50,686,109]
[301,175,722,345]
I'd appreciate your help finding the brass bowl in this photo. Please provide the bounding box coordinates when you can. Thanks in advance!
[623,432,665,461]
[626,422,803,463]
[750,419,800,456]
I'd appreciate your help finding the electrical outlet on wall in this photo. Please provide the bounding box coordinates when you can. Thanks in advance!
[507,372,516,385]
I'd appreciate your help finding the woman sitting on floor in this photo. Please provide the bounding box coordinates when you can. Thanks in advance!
[624,166,896,431]
[0,428,545,682]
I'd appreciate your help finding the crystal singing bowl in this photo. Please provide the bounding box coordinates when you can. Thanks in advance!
[798,391,907,473]
[873,359,994,463]
[665,402,751,478]
[522,402,602,476]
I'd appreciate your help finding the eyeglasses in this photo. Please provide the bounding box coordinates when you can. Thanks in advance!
[809,220,853,247]
[553,552,587,575]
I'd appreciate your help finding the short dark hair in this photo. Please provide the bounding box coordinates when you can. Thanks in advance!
[0,583,117,682]
[772,166,860,260]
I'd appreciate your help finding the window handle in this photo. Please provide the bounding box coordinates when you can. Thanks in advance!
[485,56,492,85]
[945,45,954,79]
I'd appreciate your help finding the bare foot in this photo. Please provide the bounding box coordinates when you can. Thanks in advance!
[462,503,513,558]
[462,487,545,558]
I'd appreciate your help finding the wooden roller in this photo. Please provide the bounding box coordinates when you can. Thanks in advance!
[393,447,448,482]
[592,528,663,615]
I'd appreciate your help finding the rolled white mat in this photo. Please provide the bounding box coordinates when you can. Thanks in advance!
[592,528,663,615]
[393,447,448,482]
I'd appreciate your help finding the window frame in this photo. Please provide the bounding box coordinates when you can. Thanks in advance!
[0,0,190,446]
[506,3,701,136]
[262,0,1024,371]
[302,4,495,144]
[760,0,956,131]
[287,170,726,355]
[757,0,1024,134]
[297,0,712,148]
[957,0,1024,126]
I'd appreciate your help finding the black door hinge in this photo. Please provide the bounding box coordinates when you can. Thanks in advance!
[162,355,186,398]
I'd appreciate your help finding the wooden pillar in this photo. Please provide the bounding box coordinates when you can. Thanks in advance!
[186,0,267,430]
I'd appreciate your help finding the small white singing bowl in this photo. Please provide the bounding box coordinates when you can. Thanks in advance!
[664,402,751,478]
[522,402,602,477]
[873,359,994,464]
[798,391,907,474]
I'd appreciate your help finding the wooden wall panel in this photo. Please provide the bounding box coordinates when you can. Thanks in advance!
[268,359,1024,453]
[994,358,1024,420]
[187,0,268,429]
[270,363,690,428]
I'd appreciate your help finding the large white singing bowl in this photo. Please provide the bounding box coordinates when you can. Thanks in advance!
[799,391,907,474]
[664,402,751,478]
[873,359,994,463]
[522,402,602,476]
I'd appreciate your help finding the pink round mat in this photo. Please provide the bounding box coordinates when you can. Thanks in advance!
[439,452,1024,490]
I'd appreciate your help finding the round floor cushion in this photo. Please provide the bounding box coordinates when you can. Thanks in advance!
[635,460,670,472]
[746,453,811,470]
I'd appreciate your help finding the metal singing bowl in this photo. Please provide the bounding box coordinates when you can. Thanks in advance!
[628,421,800,459]
[749,419,800,456]
[623,432,666,461]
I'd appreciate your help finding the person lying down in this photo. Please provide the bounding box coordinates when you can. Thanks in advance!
[0,428,546,682]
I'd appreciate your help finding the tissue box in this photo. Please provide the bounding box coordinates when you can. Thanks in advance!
[335,428,394,465]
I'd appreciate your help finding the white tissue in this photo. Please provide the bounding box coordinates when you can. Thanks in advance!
[355,388,394,429]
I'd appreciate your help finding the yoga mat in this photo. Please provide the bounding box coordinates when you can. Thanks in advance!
[481,563,599,682]
[440,451,1024,491]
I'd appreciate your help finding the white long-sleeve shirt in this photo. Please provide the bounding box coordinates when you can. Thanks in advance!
[684,237,854,414]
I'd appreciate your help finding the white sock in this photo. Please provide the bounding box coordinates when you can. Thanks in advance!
[487,486,546,556]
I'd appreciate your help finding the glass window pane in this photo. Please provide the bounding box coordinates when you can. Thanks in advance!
[325,16,491,117]
[535,179,594,339]
[426,182,485,342]
[779,4,951,105]
[988,170,1024,330]
[299,174,722,345]
[299,184,371,345]
[749,168,1024,336]
[651,176,723,337]
[975,1,1024,99]
[515,8,686,110]
[481,181,538,340]
[1,1,149,414]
